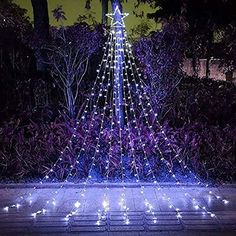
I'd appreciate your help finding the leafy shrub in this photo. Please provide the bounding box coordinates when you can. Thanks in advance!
[166,76,236,126]
[0,106,235,183]
[133,18,188,119]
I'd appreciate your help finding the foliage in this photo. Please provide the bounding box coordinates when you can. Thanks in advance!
[52,5,67,22]
[45,22,103,118]
[140,0,236,78]
[0,110,74,180]
[0,1,34,122]
[0,0,31,34]
[166,76,236,126]
[76,11,98,26]
[0,115,234,183]
[0,78,235,183]
[0,2,104,123]
[0,0,235,185]
[142,0,236,28]
[133,18,187,119]
[0,0,32,63]
[220,24,236,72]
[129,19,152,41]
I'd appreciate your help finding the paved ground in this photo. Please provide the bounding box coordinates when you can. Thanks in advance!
[0,183,236,235]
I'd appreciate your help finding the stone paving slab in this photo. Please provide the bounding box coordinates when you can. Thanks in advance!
[109,225,145,231]
[148,225,183,231]
[0,211,235,235]
[71,220,106,226]
[0,184,235,235]
[70,225,107,232]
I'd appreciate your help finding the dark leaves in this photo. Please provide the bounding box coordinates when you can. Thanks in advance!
[52,5,67,22]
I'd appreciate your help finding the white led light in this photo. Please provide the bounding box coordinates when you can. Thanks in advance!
[32,213,37,218]
[74,201,81,208]
[3,206,9,212]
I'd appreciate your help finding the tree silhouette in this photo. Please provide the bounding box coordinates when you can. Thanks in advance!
[102,0,109,25]
[141,0,236,78]
[85,0,125,25]
[31,0,49,72]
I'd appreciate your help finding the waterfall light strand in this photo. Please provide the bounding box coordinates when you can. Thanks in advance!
[124,34,229,206]
[96,36,118,226]
[124,30,228,204]
[29,33,114,219]
[46,31,114,183]
[114,30,130,225]
[123,60,171,222]
[64,49,114,221]
[126,60,208,219]
[124,39,182,185]
[122,65,158,223]
[96,94,114,226]
[122,46,182,221]
[122,41,162,220]
[64,37,115,221]
[121,47,157,184]
[124,34,220,218]
[7,33,115,213]
[123,50,184,220]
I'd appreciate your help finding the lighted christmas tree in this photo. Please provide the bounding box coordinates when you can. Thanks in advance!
[4,4,228,226]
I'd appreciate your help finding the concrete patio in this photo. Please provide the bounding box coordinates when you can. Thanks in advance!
[0,183,236,235]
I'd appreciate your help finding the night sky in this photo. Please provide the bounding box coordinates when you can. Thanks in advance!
[14,0,158,33]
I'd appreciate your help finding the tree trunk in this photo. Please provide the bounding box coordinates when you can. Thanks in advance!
[66,85,75,118]
[31,0,49,72]
[112,0,125,128]
[102,0,109,25]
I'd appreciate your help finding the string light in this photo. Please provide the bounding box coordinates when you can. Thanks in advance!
[3,6,229,226]
[62,33,115,222]
[123,31,224,218]
[113,28,130,224]
[122,43,183,222]
[17,27,115,218]
[123,50,159,222]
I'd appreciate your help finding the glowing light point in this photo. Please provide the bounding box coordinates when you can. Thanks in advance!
[102,200,109,210]
[3,206,9,212]
[74,201,81,208]
[223,199,229,204]
[177,213,182,218]
[125,219,130,225]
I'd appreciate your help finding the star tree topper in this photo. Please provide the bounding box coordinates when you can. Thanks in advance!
[106,5,129,28]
